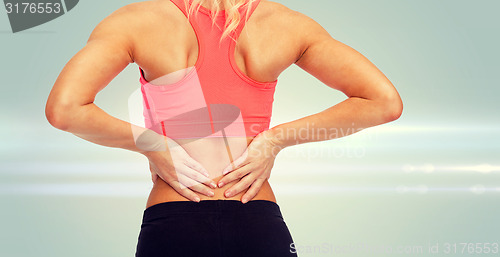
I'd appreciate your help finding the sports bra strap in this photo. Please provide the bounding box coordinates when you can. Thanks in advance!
[169,0,262,41]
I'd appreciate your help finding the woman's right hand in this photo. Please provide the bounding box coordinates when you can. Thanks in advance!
[142,138,216,202]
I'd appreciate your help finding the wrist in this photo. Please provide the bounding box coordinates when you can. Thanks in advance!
[264,126,289,151]
[139,149,158,159]
[136,129,169,154]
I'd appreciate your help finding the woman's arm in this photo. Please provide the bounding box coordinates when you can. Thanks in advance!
[269,12,403,148]
[45,6,141,152]
[219,10,403,203]
[45,5,216,201]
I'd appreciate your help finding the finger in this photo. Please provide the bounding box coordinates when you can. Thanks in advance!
[179,165,217,189]
[218,164,252,188]
[177,173,214,197]
[223,173,257,198]
[149,164,159,184]
[168,179,201,202]
[241,178,267,204]
[184,157,210,177]
[222,149,249,175]
[177,173,215,197]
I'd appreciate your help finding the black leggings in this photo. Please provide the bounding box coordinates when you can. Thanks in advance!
[135,199,298,257]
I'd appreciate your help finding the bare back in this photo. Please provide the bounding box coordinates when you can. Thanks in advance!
[125,0,307,206]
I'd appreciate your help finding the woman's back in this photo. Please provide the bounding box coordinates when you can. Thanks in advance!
[124,0,309,204]
[133,0,303,86]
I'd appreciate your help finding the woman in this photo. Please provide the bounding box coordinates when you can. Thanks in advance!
[45,0,403,256]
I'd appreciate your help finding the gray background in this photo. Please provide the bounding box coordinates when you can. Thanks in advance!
[1,1,499,256]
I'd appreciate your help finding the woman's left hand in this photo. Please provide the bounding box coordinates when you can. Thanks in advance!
[217,129,283,203]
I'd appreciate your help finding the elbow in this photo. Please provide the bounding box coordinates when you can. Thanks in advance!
[379,92,403,122]
[387,101,403,122]
[45,102,71,131]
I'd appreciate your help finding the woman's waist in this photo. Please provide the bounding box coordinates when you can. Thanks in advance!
[172,136,253,177]
[145,176,276,209]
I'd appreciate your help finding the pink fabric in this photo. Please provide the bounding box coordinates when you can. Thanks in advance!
[139,0,277,139]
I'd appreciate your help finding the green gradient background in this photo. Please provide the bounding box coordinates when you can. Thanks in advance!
[1,1,499,256]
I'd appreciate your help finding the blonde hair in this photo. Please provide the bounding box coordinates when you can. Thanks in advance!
[184,0,257,43]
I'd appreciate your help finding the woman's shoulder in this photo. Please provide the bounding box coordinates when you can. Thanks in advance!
[88,2,162,32]
[103,1,180,24]
[255,0,307,20]
[102,0,315,30]
[254,1,322,37]
[89,0,188,43]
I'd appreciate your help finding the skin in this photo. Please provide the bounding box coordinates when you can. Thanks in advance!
[45,0,403,208]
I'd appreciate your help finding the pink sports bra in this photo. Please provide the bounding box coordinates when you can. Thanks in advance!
[139,0,277,139]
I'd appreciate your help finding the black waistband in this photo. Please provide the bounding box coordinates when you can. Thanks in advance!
[142,199,282,223]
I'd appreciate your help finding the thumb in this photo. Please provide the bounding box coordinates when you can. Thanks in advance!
[152,172,158,184]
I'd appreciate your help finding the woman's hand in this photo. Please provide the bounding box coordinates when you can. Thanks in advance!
[143,138,217,202]
[218,130,283,203]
